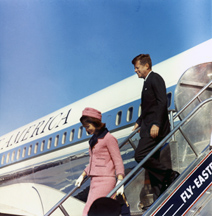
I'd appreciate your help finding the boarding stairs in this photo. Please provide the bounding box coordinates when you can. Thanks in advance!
[45,62,212,216]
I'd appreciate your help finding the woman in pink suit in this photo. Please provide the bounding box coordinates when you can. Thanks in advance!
[75,107,125,216]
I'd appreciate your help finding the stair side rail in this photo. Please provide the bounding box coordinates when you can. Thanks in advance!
[106,97,212,198]
[173,80,212,121]
[44,127,141,216]
[45,91,212,215]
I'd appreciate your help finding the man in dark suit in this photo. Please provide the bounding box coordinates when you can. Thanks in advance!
[132,54,179,208]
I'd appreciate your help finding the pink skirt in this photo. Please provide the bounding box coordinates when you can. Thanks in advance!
[82,176,116,216]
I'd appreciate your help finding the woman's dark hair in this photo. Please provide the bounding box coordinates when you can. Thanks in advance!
[80,116,105,132]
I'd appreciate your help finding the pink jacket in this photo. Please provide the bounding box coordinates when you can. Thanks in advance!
[84,132,125,177]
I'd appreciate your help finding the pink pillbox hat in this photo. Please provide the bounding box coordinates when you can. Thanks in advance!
[82,107,102,120]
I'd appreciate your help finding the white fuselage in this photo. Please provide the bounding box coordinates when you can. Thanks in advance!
[0,39,212,176]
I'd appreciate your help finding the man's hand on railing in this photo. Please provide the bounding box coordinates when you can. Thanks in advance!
[116,180,124,195]
[132,123,140,133]
[75,175,84,187]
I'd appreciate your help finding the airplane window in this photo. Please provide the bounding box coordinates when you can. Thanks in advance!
[70,129,75,141]
[116,111,122,126]
[138,104,142,117]
[47,138,52,149]
[1,154,5,165]
[127,107,133,122]
[54,135,59,147]
[167,92,172,108]
[17,149,21,160]
[34,143,38,154]
[41,140,45,151]
[62,132,67,144]
[6,153,10,163]
[11,151,15,162]
[78,126,83,139]
[22,147,26,158]
[28,145,32,156]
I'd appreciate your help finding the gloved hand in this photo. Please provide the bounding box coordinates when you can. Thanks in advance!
[75,175,84,187]
[116,179,124,195]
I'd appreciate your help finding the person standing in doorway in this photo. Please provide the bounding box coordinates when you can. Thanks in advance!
[132,54,179,209]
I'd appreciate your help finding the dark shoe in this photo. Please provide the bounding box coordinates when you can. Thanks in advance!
[169,170,180,184]
[142,204,152,211]
[137,202,152,211]
[165,170,180,185]
[160,170,180,195]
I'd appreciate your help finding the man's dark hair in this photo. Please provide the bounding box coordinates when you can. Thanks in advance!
[132,54,152,69]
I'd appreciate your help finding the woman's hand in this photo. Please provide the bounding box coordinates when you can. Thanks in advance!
[75,175,84,187]
[75,171,86,187]
[116,179,124,195]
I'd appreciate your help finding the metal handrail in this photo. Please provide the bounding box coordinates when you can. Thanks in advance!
[108,79,212,199]
[45,80,212,215]
[118,127,140,149]
[44,128,140,216]
[106,97,212,197]
[45,98,211,215]
[167,80,212,142]
[173,80,212,121]
[44,177,89,216]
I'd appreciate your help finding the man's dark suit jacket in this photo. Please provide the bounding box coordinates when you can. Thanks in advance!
[136,71,170,138]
